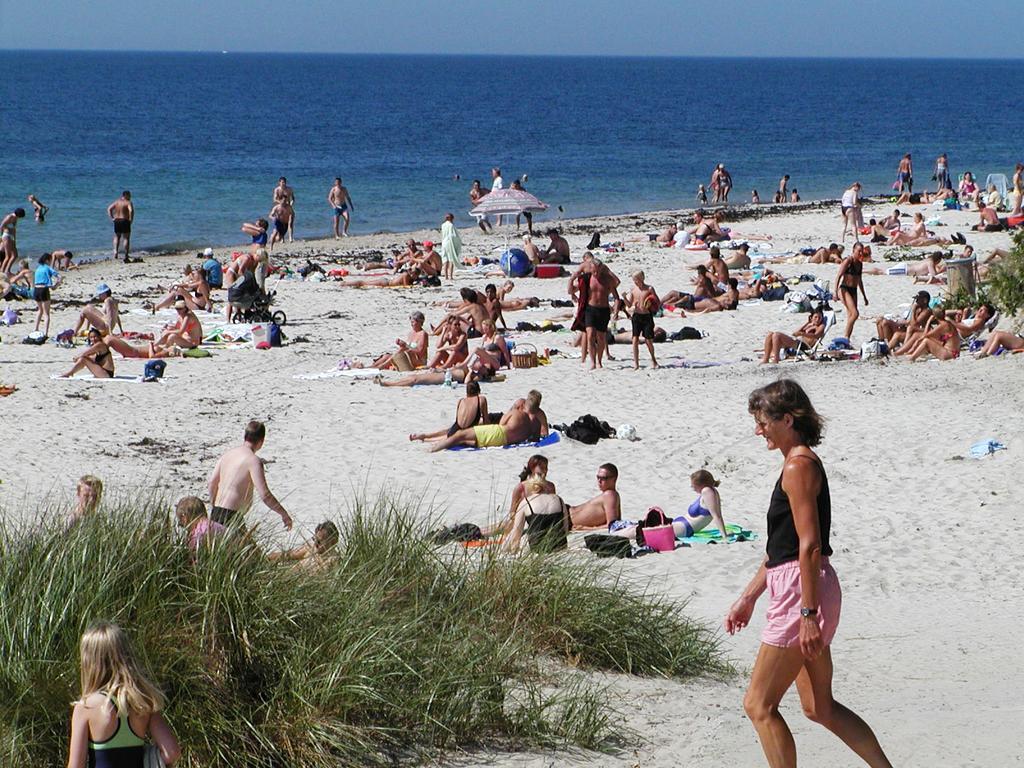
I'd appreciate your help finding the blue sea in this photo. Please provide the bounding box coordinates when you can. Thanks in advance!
[1,52,1021,257]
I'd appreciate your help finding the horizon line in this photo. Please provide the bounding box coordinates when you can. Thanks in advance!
[1,47,1023,62]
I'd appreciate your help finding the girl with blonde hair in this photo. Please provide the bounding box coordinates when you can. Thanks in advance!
[71,475,103,524]
[67,622,180,768]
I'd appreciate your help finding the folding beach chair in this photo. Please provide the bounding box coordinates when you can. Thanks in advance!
[800,308,837,358]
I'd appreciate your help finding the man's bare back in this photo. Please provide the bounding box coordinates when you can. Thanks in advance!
[108,198,132,220]
[210,445,261,513]
[208,422,292,528]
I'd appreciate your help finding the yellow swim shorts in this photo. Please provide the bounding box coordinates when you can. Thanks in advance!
[473,424,507,448]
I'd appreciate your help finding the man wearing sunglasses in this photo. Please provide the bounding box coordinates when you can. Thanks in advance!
[569,463,621,529]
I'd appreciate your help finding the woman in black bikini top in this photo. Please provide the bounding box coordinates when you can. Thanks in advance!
[407,380,489,443]
[835,243,869,341]
[58,328,115,379]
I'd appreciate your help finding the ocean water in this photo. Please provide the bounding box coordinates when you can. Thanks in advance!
[1,52,1022,257]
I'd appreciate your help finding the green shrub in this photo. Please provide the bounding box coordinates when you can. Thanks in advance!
[0,493,729,767]
[986,228,1024,319]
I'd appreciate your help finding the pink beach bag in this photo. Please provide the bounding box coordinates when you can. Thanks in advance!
[638,507,676,552]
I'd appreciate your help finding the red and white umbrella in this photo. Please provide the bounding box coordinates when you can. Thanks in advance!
[470,188,549,217]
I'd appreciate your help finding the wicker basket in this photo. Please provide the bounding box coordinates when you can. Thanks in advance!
[511,343,539,369]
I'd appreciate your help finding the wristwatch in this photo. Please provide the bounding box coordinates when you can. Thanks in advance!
[800,607,818,618]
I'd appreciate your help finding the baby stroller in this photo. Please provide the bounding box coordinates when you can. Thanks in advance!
[229,273,287,325]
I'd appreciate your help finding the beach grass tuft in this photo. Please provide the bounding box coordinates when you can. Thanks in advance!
[987,227,1024,321]
[0,493,730,766]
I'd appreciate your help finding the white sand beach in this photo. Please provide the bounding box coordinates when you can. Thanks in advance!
[2,201,1022,766]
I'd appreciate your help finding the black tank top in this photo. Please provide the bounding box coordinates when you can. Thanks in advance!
[765,454,833,568]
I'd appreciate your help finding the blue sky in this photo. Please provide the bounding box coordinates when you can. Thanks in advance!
[3,0,1020,57]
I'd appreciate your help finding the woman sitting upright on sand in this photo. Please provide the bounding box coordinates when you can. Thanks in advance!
[409,380,490,442]
[496,455,568,553]
[761,308,826,363]
[59,328,115,379]
[673,470,730,539]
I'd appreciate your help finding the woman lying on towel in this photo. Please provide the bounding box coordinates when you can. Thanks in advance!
[377,355,500,387]
[862,250,946,282]
[338,265,423,288]
[976,330,1024,358]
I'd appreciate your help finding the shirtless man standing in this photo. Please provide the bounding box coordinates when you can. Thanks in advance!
[469,180,491,232]
[273,177,296,241]
[208,420,293,529]
[328,177,354,238]
[430,390,547,452]
[897,153,913,196]
[776,175,790,204]
[107,191,134,261]
[268,199,293,251]
[569,463,621,529]
[584,260,621,370]
[541,229,571,264]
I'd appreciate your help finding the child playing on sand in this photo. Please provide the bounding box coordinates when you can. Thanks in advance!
[697,184,708,205]
[625,270,660,370]
[66,622,180,768]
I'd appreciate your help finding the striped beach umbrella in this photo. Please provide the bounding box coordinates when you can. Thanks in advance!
[470,188,549,217]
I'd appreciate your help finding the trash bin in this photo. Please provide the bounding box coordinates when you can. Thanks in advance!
[945,256,976,298]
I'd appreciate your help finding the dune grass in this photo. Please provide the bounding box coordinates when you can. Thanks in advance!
[0,492,730,766]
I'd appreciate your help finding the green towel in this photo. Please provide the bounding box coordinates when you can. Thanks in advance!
[681,523,757,544]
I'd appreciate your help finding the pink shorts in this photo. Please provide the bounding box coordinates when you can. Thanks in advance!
[761,558,841,648]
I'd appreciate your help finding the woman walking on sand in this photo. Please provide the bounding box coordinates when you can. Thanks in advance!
[725,380,893,768]
[835,242,868,342]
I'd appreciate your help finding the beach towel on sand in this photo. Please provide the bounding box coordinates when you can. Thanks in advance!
[293,368,381,380]
[680,523,756,544]
[449,432,560,452]
[969,439,1006,458]
[50,373,165,384]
